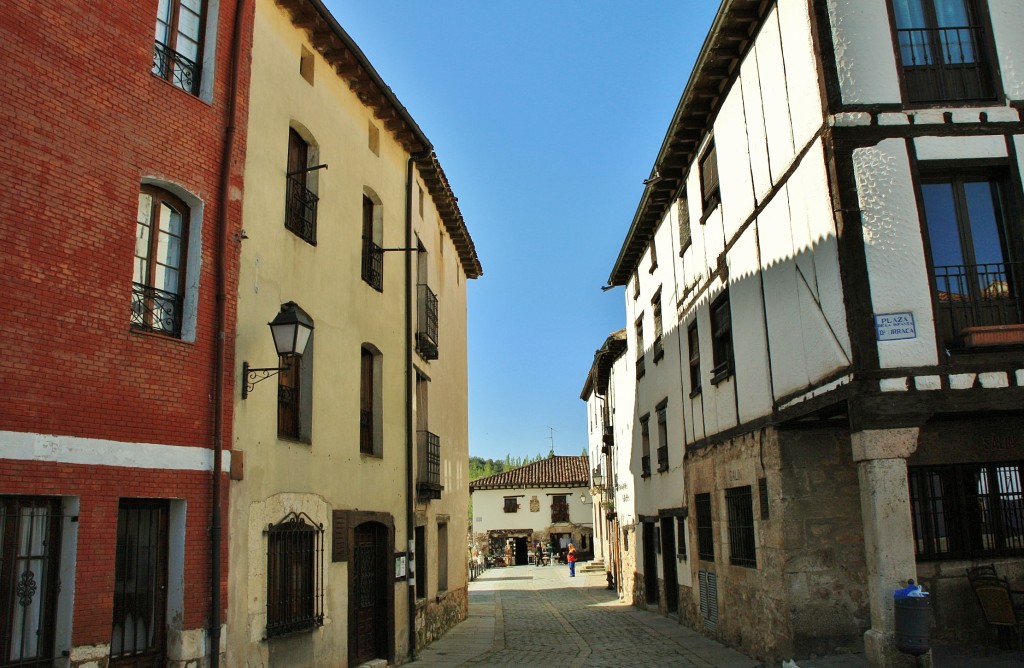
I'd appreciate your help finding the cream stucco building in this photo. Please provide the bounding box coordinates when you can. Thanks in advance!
[228,0,481,665]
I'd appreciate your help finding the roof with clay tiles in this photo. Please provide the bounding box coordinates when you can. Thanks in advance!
[470,455,590,491]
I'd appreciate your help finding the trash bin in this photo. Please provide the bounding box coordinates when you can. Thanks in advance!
[893,580,931,656]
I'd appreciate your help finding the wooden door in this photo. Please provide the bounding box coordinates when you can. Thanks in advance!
[352,522,387,664]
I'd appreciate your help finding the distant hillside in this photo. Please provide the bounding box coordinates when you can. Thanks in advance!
[469,453,549,480]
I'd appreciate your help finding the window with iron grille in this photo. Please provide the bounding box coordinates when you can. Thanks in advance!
[909,461,1024,560]
[700,140,720,215]
[677,516,687,559]
[362,195,383,291]
[152,0,206,95]
[695,493,714,561]
[285,129,318,245]
[687,321,701,396]
[551,495,569,523]
[266,512,324,638]
[640,414,651,477]
[656,400,669,472]
[678,197,692,253]
[649,235,659,272]
[710,290,733,384]
[133,186,189,337]
[360,346,379,455]
[416,284,439,360]
[890,0,996,104]
[0,496,63,665]
[726,486,756,568]
[503,497,518,513]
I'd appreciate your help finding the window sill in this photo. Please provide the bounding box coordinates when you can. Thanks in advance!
[652,348,664,364]
[657,464,669,473]
[689,386,702,399]
[360,451,383,460]
[641,470,652,479]
[129,326,193,346]
[699,198,720,225]
[710,365,733,386]
[278,436,312,446]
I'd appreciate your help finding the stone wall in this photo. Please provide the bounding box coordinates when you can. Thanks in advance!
[415,586,469,650]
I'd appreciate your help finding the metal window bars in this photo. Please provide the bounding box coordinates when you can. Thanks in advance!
[897,26,994,102]
[265,512,324,638]
[152,41,200,95]
[417,430,442,500]
[933,262,1024,349]
[131,281,183,336]
[285,176,318,245]
[726,486,756,568]
[362,238,384,291]
[416,284,439,360]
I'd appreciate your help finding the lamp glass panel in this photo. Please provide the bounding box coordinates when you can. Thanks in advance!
[293,324,312,356]
[270,322,297,356]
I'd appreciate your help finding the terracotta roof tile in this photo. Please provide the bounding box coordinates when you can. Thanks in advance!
[469,455,589,491]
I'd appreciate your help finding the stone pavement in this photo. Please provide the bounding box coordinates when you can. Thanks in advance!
[412,563,1024,668]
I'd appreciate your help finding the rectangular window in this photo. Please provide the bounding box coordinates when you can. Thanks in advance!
[640,414,651,477]
[285,129,318,245]
[695,493,714,561]
[909,461,1024,560]
[0,497,63,665]
[710,291,734,384]
[133,187,190,337]
[437,523,448,592]
[152,0,206,95]
[700,140,720,215]
[678,197,692,253]
[726,486,756,568]
[919,170,1022,351]
[503,497,518,513]
[266,512,324,637]
[551,495,569,523]
[891,0,996,103]
[635,316,645,379]
[415,526,426,599]
[687,321,701,396]
[677,516,687,558]
[360,347,375,455]
[656,400,669,472]
[362,196,383,291]
[649,235,659,272]
[112,500,168,659]
[278,336,313,442]
[652,291,664,363]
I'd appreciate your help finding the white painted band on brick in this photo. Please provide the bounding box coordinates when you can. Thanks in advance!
[0,430,231,471]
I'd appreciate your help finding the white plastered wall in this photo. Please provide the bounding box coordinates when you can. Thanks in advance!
[991,0,1024,99]
[826,0,902,105]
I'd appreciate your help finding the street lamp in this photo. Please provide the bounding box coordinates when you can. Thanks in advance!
[592,469,605,491]
[241,301,314,399]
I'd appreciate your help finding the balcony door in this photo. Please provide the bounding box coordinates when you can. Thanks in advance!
[891,0,995,102]
[920,172,1022,348]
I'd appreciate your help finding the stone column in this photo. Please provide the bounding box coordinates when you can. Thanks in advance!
[852,427,928,668]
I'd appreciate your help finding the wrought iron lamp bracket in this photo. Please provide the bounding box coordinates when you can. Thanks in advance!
[242,360,289,399]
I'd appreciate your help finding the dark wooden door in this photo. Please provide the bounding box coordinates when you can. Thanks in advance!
[352,522,387,664]
[109,500,168,668]
[0,497,62,668]
[642,521,658,605]
[660,518,678,613]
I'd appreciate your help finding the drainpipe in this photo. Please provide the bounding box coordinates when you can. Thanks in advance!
[405,151,428,661]
[211,0,249,665]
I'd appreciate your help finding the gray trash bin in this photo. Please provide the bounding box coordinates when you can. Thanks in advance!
[894,594,931,656]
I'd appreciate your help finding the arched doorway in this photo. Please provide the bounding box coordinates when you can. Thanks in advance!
[351,522,388,665]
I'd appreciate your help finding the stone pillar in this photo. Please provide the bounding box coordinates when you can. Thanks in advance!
[852,428,929,668]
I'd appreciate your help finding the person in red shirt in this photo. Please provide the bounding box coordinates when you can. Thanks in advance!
[567,544,577,577]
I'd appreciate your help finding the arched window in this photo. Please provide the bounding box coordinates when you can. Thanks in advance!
[133,186,190,336]
[152,0,207,95]
[286,127,319,244]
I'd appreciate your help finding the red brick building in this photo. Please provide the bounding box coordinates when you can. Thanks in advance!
[0,0,251,664]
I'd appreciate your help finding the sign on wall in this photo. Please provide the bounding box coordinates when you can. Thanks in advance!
[874,312,916,341]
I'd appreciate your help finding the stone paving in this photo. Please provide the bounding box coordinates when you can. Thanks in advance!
[412,562,1024,668]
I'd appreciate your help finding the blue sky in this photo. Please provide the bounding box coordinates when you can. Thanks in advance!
[324,2,720,460]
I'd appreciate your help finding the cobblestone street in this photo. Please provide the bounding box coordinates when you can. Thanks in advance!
[413,564,757,668]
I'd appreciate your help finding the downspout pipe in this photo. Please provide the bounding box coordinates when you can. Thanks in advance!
[212,0,249,664]
[406,151,429,661]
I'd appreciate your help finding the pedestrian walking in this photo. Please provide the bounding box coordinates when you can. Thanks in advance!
[567,543,577,577]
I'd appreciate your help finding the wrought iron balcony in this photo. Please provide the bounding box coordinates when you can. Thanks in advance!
[131,282,182,336]
[285,176,318,244]
[933,262,1024,349]
[416,284,438,360]
[897,26,994,103]
[152,41,200,95]
[362,238,383,291]
[417,430,442,500]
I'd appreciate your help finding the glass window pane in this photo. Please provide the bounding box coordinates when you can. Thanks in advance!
[156,265,179,293]
[893,0,927,28]
[177,8,201,43]
[157,233,181,269]
[158,201,183,236]
[963,181,1006,267]
[933,0,970,27]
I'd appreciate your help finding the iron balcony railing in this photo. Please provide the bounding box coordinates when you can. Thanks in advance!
[285,175,318,244]
[152,41,199,95]
[131,281,183,336]
[897,26,994,103]
[933,262,1023,349]
[417,284,438,360]
[417,430,442,499]
[362,238,383,291]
